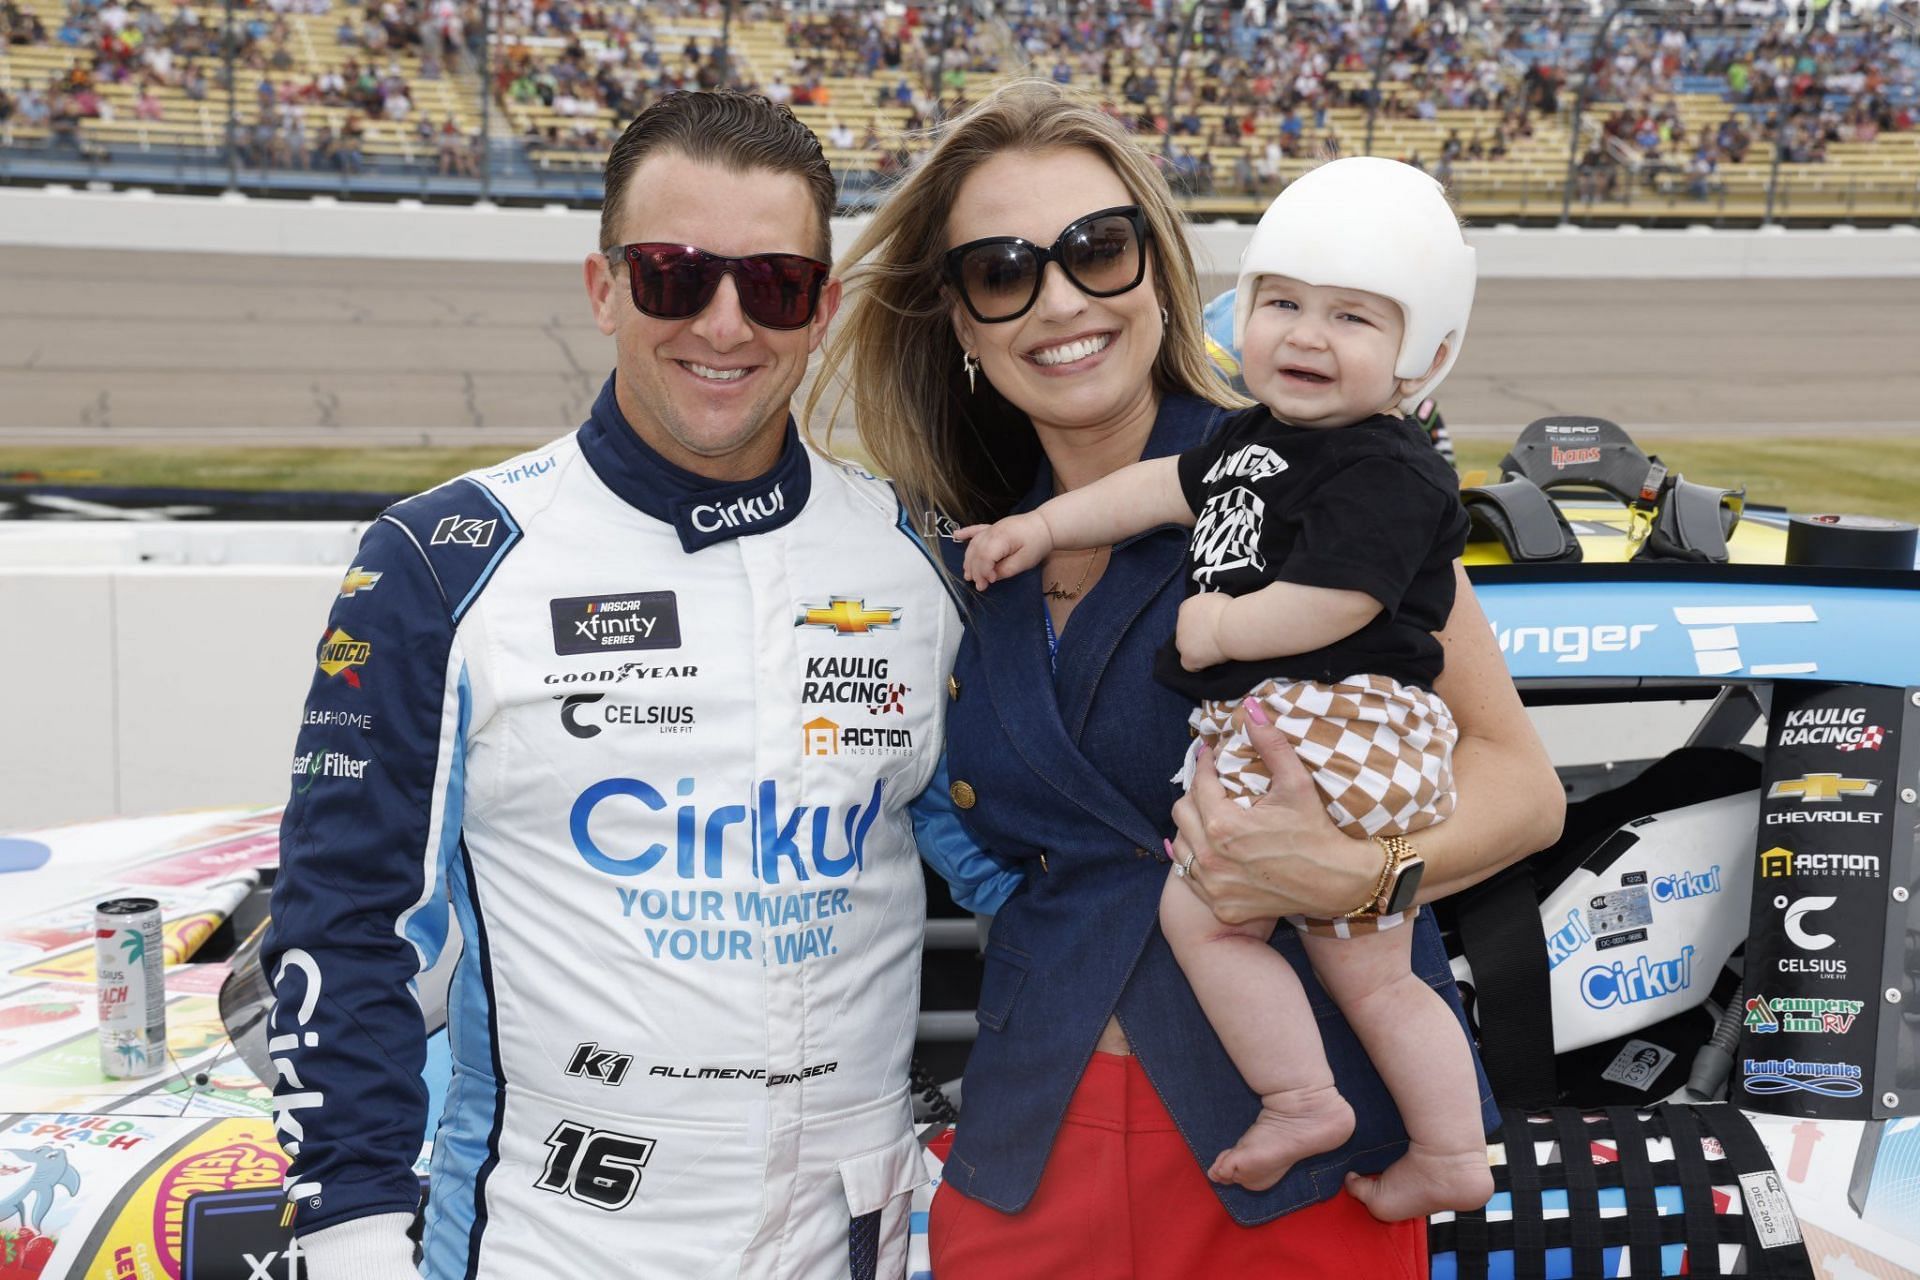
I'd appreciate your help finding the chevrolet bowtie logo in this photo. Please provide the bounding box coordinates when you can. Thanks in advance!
[339,565,383,597]
[1767,773,1880,803]
[795,597,903,636]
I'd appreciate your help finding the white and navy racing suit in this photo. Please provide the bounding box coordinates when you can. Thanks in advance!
[263,376,1019,1280]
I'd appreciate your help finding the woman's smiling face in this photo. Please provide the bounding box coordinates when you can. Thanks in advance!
[945,147,1163,436]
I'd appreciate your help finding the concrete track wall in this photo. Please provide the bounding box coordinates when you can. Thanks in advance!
[4,186,1919,277]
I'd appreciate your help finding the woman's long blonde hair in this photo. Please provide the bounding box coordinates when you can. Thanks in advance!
[806,79,1243,528]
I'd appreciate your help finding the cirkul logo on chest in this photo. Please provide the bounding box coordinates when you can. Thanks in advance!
[691,485,785,534]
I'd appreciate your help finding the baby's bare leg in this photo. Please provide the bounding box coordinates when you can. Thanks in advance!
[1299,925,1494,1221]
[1158,873,1354,1192]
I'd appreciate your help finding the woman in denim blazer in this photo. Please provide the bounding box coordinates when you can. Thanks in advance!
[814,81,1565,1277]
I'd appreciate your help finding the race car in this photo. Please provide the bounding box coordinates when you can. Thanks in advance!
[0,417,1914,1279]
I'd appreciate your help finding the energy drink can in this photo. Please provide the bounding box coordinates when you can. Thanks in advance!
[96,897,166,1078]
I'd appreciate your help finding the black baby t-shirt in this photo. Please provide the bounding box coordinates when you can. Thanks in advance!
[1153,407,1470,702]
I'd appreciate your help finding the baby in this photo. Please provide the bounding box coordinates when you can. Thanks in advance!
[958,158,1495,1222]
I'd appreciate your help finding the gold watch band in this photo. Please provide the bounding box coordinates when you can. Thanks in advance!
[1346,836,1401,919]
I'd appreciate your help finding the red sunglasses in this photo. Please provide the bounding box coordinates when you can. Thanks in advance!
[607,243,831,330]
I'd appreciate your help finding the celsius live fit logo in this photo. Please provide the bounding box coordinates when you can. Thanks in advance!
[551,592,682,656]
[316,629,371,688]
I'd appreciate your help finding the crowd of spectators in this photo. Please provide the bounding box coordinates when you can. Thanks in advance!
[2,0,1916,192]
[0,0,485,167]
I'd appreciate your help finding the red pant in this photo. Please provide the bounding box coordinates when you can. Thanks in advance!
[930,1052,1426,1279]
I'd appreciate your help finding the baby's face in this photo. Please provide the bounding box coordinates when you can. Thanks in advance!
[1241,275,1410,429]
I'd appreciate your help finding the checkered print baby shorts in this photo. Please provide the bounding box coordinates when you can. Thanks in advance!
[1178,673,1459,934]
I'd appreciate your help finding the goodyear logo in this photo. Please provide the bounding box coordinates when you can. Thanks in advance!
[317,628,372,688]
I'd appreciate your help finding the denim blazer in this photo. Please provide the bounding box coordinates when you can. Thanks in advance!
[936,390,1500,1223]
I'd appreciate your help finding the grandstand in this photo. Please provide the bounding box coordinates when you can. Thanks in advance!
[1,0,1915,223]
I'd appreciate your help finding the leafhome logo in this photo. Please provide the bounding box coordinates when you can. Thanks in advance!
[316,629,371,687]
[565,1042,633,1086]
[804,716,839,756]
[303,709,373,731]
[1776,706,1887,751]
[551,592,681,656]
[338,566,382,597]
[691,484,785,535]
[430,515,497,547]
[1744,993,1864,1035]
[795,598,903,636]
[1551,446,1602,468]
[1758,846,1881,879]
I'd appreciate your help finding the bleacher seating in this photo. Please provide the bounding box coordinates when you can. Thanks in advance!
[2,0,1916,222]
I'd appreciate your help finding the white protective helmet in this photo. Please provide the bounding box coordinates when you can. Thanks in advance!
[1233,157,1477,415]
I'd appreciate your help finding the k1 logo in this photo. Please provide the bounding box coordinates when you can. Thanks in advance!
[565,1041,633,1086]
[536,1120,656,1211]
[430,515,497,547]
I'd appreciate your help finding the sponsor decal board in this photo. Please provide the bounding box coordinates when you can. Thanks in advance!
[1736,683,1905,1119]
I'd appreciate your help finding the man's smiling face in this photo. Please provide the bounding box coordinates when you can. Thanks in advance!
[587,150,839,481]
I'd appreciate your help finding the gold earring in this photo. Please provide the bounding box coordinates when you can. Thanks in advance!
[962,351,979,394]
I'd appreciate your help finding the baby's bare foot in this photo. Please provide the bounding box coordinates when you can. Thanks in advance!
[1344,1145,1495,1222]
[1207,1085,1354,1192]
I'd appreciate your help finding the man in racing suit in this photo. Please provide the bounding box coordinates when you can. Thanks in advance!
[264,92,1016,1280]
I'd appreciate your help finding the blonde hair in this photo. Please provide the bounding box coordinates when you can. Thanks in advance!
[806,79,1243,527]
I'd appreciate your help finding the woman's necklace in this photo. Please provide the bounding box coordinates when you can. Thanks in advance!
[1042,546,1106,602]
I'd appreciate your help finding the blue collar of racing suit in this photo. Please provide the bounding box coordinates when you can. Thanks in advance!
[577,372,812,553]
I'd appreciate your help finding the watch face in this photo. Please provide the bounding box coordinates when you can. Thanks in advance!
[1384,857,1425,916]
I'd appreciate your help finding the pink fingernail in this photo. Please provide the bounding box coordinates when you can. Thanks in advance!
[1163,838,1175,858]
[1242,697,1269,726]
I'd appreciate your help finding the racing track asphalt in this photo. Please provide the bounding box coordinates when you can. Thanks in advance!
[1,245,1917,446]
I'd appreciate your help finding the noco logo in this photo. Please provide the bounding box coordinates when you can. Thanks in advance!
[316,629,371,688]
[795,598,903,636]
